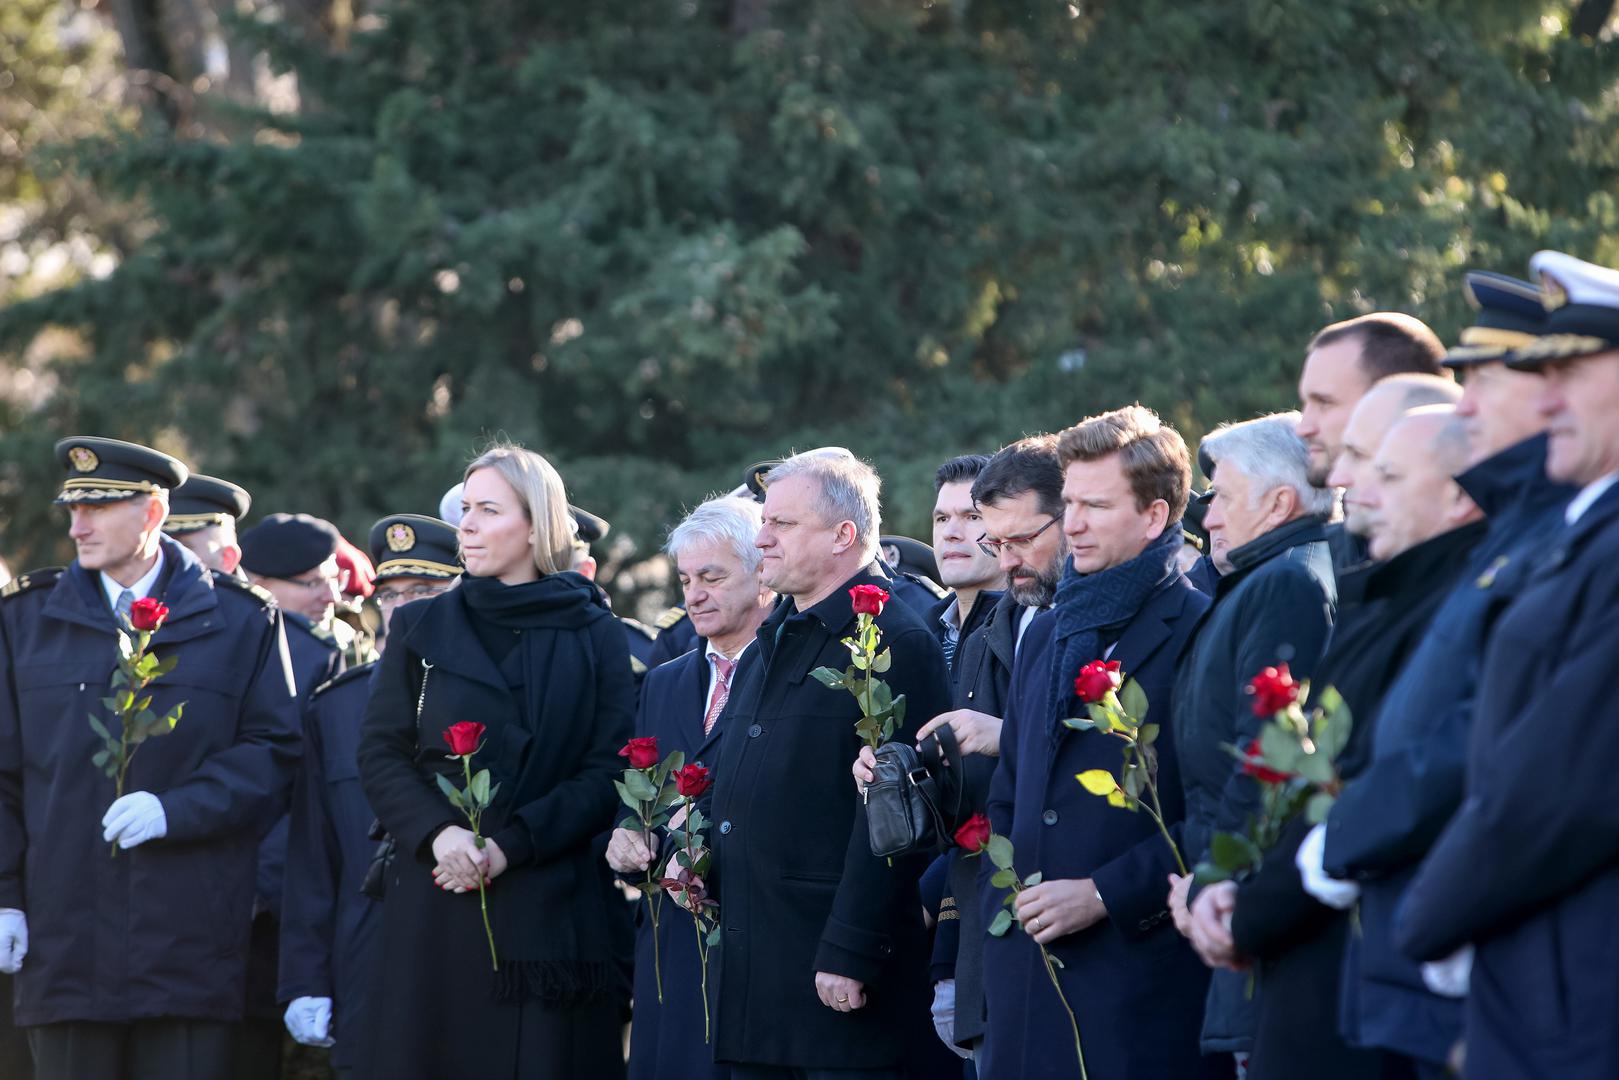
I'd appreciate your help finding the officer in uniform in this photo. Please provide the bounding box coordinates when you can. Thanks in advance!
[0,437,299,1080]
[162,473,252,575]
[279,515,462,1077]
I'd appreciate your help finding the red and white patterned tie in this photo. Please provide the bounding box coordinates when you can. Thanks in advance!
[704,655,737,735]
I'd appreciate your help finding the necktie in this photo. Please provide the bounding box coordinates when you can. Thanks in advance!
[704,655,737,735]
[115,589,134,624]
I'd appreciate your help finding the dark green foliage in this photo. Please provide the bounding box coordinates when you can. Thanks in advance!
[5,1,1619,599]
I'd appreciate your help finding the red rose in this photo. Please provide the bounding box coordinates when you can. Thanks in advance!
[674,763,713,798]
[1073,659,1123,704]
[953,812,992,853]
[1248,664,1300,716]
[1239,737,1293,785]
[849,584,890,617]
[443,721,486,757]
[618,736,660,771]
[128,597,169,632]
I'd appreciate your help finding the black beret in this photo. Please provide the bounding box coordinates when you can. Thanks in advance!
[369,514,462,582]
[569,505,610,546]
[164,474,252,535]
[239,513,340,579]
[54,437,188,505]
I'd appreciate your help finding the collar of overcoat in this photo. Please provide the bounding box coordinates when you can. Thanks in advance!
[45,535,225,645]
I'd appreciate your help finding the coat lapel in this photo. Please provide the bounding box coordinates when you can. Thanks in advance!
[401,589,508,691]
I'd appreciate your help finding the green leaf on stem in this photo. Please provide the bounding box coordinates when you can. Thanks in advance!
[88,714,112,741]
[810,667,847,690]
[623,769,659,802]
[985,833,1015,871]
[92,749,110,769]
[1209,830,1261,873]
[1139,723,1160,747]
[1121,678,1149,723]
[470,769,491,807]
[1076,769,1119,796]
[988,908,1014,937]
[990,867,1017,889]
[1023,871,1043,887]
[1305,791,1337,824]
[435,773,466,809]
[1296,752,1335,786]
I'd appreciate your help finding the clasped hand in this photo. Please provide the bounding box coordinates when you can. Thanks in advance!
[431,826,506,893]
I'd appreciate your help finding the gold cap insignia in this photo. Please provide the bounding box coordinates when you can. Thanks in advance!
[386,523,416,552]
[68,446,99,473]
[1541,272,1569,312]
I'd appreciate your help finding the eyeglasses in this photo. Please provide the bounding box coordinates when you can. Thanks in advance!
[977,515,1062,557]
[375,583,445,604]
[285,568,350,592]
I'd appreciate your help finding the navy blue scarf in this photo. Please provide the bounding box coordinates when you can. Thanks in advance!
[1046,522,1183,733]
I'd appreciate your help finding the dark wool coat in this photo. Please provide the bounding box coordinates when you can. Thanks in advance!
[357,578,634,1080]
[625,645,731,1080]
[979,576,1223,1080]
[932,588,1023,1050]
[707,562,951,1070]
[277,661,383,1073]
[1396,481,1619,1080]
[0,537,301,1025]
[1229,520,1485,1080]
[1172,514,1337,1054]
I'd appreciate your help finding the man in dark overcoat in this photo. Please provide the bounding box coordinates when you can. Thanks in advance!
[0,436,300,1079]
[1191,405,1487,1080]
[979,407,1220,1080]
[705,449,950,1079]
[1395,250,1619,1080]
[278,513,462,1076]
[1292,272,1571,1078]
[606,495,774,1080]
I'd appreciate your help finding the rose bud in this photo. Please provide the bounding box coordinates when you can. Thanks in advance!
[1238,737,1293,784]
[953,812,993,853]
[618,736,661,771]
[849,584,890,617]
[128,597,170,633]
[1248,664,1300,716]
[674,763,713,798]
[1073,659,1123,704]
[443,721,486,757]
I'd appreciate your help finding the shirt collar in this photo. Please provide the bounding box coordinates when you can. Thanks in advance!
[937,595,962,635]
[1566,471,1619,525]
[705,638,752,665]
[100,546,165,609]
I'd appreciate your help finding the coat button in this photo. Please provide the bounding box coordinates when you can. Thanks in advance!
[1042,809,1058,826]
[748,723,762,738]
[1139,919,1151,931]
[719,820,732,835]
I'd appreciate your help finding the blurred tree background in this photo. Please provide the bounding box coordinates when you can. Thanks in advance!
[4,0,1619,617]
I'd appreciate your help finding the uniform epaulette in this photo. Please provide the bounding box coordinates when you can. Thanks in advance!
[0,567,63,599]
[212,570,276,605]
[630,655,648,676]
[654,606,688,631]
[621,616,658,642]
[905,571,949,600]
[312,659,378,699]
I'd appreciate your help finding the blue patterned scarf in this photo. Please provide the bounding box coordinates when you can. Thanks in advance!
[1046,522,1183,734]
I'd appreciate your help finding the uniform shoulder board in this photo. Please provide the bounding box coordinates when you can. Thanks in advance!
[621,616,658,642]
[212,570,276,605]
[630,654,648,676]
[654,606,688,631]
[312,659,378,699]
[0,567,63,600]
[905,571,949,600]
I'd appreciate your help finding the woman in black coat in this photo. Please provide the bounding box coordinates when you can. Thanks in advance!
[358,445,635,1080]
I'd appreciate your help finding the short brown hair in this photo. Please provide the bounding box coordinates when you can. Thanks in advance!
[1056,405,1191,521]
[1307,313,1446,383]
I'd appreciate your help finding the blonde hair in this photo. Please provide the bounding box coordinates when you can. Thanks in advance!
[463,442,577,576]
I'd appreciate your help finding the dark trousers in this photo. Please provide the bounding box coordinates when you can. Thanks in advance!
[730,1067,900,1080]
[27,1019,234,1080]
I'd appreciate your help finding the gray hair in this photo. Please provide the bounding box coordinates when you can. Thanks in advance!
[666,495,765,573]
[765,447,883,560]
[1202,412,1338,518]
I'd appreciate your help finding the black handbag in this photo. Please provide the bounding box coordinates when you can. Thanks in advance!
[360,659,432,901]
[864,724,965,858]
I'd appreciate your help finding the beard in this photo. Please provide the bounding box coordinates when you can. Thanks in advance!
[1007,558,1063,609]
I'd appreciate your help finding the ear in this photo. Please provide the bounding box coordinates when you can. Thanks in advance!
[1143,498,1171,541]
[1267,485,1300,527]
[829,520,858,556]
[143,495,167,533]
[220,545,242,574]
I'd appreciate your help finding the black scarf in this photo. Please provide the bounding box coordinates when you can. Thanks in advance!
[1046,523,1183,734]
[458,571,614,1005]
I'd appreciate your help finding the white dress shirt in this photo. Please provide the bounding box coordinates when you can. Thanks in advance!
[100,547,165,610]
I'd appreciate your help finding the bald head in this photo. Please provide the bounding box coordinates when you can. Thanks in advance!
[1327,374,1463,537]
[1364,406,1481,561]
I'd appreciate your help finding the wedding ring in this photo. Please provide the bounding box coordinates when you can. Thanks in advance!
[1032,917,1043,932]
[836,995,849,1003]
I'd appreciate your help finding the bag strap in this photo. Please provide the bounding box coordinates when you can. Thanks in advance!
[920,723,966,828]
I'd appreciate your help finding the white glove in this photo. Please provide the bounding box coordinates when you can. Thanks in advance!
[284,996,335,1047]
[930,979,972,1060]
[101,791,168,849]
[1421,945,1473,998]
[1295,823,1360,911]
[0,909,26,974]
